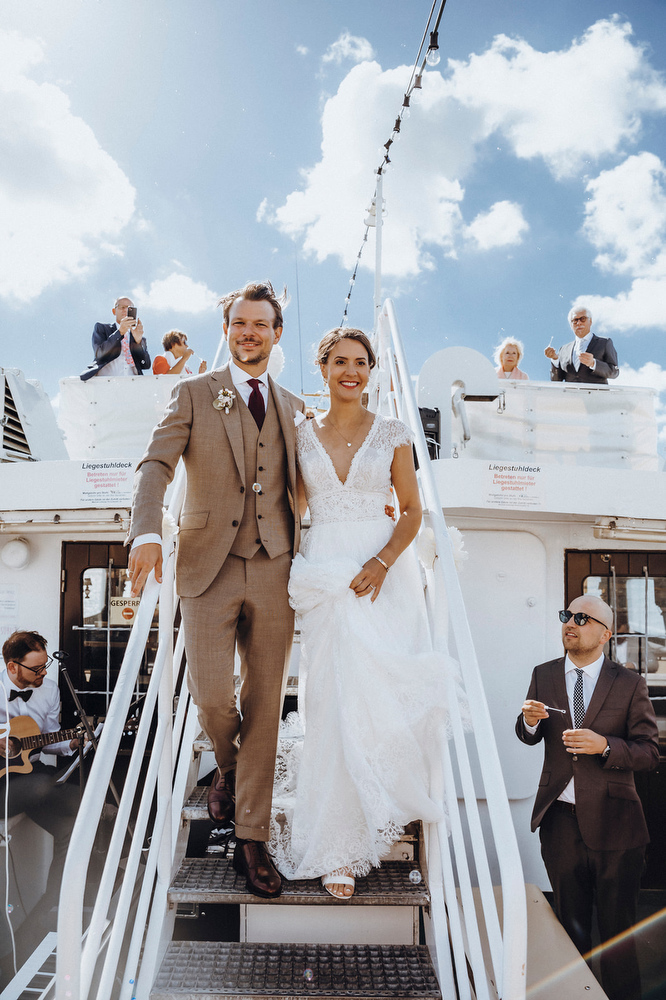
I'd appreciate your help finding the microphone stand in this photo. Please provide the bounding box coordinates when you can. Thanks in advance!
[54,652,122,811]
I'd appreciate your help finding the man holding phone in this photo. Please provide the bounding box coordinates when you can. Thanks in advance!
[80,295,151,380]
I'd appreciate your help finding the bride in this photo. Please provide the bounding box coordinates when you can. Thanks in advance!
[270,327,455,899]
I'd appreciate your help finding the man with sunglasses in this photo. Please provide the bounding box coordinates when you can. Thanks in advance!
[544,306,619,383]
[0,631,80,935]
[516,596,658,1000]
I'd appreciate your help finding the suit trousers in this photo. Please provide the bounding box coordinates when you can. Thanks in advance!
[540,802,644,1000]
[181,547,294,841]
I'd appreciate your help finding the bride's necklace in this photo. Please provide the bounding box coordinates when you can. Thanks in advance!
[326,413,366,448]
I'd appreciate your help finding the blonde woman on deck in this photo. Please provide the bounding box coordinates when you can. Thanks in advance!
[494,337,529,379]
[270,327,460,900]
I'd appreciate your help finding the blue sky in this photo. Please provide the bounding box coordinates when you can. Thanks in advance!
[2,0,666,445]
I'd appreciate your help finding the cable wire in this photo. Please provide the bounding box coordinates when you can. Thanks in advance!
[340,0,449,326]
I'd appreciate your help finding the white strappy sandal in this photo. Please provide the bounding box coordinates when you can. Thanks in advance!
[321,868,355,899]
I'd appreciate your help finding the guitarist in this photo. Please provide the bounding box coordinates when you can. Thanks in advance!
[0,631,81,933]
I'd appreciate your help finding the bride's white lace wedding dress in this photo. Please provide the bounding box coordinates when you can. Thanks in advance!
[269,413,460,880]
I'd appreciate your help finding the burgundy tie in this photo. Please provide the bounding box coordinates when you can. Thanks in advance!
[247,378,265,430]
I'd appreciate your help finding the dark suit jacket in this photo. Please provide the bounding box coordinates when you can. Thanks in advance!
[127,365,306,598]
[80,322,151,381]
[516,655,658,851]
[550,334,619,384]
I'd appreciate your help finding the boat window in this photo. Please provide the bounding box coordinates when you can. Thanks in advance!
[584,575,666,677]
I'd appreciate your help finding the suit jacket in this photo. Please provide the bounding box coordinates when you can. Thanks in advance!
[128,364,305,598]
[516,655,658,851]
[80,322,151,381]
[550,334,619,384]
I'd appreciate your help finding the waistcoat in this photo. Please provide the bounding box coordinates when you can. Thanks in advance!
[229,385,293,559]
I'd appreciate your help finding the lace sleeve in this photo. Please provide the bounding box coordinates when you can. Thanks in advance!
[386,418,413,449]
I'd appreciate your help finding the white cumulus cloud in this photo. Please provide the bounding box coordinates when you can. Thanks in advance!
[133,273,219,314]
[0,28,136,303]
[447,17,666,180]
[575,153,666,331]
[583,153,666,277]
[464,201,528,250]
[267,18,666,279]
[271,62,479,276]
[322,32,374,65]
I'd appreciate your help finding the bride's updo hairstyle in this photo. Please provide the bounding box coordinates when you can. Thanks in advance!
[316,328,377,371]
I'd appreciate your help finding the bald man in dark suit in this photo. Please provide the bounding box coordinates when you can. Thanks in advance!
[516,595,658,1000]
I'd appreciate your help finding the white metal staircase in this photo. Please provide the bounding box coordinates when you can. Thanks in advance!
[50,300,527,1000]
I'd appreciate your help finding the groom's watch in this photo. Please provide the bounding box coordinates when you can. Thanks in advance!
[601,742,611,760]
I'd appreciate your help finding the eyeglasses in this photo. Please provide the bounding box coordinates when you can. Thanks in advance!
[559,610,607,629]
[571,316,589,324]
[15,655,53,675]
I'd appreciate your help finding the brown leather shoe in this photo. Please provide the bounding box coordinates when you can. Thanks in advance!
[233,838,282,898]
[207,768,235,825]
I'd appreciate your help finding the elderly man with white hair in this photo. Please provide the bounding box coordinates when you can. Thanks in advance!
[545,306,619,384]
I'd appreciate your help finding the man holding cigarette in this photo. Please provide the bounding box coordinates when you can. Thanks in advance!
[516,595,658,1000]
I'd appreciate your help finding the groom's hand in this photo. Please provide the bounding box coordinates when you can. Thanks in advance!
[129,543,163,596]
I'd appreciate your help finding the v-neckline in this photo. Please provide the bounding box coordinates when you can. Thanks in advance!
[309,413,379,487]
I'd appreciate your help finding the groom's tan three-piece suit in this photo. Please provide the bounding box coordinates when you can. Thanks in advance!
[129,364,305,842]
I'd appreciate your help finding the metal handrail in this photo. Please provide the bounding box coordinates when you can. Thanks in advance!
[374,299,527,1000]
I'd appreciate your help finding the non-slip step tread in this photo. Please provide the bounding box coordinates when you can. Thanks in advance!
[169,858,428,906]
[151,941,441,999]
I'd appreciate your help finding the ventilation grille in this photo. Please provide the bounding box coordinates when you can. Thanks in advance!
[2,378,32,461]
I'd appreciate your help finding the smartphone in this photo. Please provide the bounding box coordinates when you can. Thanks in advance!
[127,307,137,320]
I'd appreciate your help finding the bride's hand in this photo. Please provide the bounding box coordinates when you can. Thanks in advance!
[350,558,388,603]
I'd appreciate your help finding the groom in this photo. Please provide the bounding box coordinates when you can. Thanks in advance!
[128,281,305,898]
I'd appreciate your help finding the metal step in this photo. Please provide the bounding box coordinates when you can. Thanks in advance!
[151,941,441,1000]
[169,858,428,907]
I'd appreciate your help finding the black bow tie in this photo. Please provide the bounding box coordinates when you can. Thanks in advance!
[9,689,32,703]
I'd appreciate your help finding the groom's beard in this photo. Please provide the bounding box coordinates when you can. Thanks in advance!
[230,345,272,367]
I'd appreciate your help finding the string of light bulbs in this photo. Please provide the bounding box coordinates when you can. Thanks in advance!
[340,0,449,327]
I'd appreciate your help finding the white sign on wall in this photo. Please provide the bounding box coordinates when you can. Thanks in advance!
[0,586,18,645]
[485,462,544,510]
[79,461,134,506]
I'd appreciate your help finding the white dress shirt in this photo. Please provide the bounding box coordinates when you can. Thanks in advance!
[227,358,269,407]
[570,331,596,372]
[0,670,74,759]
[524,652,605,804]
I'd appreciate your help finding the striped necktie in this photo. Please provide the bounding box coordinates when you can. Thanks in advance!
[573,668,585,728]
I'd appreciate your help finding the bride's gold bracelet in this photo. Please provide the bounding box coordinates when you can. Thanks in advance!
[372,555,389,573]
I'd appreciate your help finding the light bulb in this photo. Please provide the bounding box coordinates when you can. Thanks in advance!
[426,30,440,67]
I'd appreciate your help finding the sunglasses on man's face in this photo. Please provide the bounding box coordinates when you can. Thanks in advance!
[559,610,607,629]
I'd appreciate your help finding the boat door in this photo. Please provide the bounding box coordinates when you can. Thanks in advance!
[58,541,165,727]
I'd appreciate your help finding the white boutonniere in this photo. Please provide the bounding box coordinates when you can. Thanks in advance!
[213,387,235,413]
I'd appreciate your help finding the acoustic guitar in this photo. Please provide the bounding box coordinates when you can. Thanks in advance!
[0,716,83,779]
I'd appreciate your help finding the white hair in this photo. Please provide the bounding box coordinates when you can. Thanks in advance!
[568,305,592,325]
[493,337,524,367]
